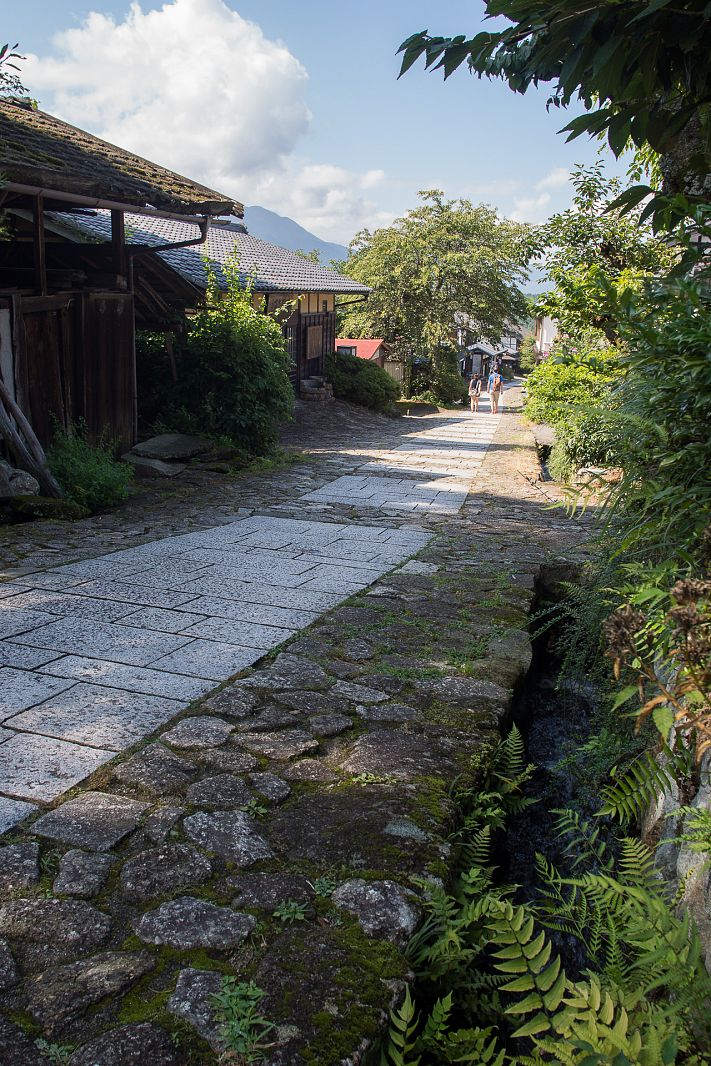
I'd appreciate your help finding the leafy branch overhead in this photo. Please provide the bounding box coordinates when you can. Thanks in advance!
[398,1,711,165]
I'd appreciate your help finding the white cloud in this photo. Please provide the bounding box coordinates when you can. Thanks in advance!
[23,0,387,242]
[535,167,571,191]
[510,191,552,224]
[250,163,393,243]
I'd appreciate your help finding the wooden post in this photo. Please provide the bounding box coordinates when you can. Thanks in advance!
[33,195,47,297]
[111,209,127,278]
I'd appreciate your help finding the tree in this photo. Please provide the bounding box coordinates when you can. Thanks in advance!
[398,1,711,185]
[340,189,530,390]
[534,164,675,342]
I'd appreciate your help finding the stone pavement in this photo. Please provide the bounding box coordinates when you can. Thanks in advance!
[0,406,499,829]
[0,388,593,1065]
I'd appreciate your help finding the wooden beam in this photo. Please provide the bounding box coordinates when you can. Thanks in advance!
[111,209,127,277]
[33,195,47,296]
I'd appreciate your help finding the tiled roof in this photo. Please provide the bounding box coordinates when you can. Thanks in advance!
[51,210,371,295]
[336,338,385,360]
[0,99,240,216]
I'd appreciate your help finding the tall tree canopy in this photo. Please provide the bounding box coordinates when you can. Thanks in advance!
[0,42,26,98]
[534,163,675,341]
[340,190,529,363]
[398,1,711,191]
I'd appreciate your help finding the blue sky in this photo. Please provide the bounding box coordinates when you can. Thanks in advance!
[11,0,623,243]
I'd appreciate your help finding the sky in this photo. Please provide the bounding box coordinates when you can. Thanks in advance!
[10,0,624,245]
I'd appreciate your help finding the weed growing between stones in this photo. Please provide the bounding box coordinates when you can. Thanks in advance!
[210,978,276,1062]
[273,900,309,924]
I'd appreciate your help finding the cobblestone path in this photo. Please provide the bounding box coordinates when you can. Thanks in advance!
[0,389,592,1065]
[0,408,499,829]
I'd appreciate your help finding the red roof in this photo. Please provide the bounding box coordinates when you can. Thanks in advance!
[335,338,385,360]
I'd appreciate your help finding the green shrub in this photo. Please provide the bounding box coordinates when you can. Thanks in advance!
[137,262,294,456]
[523,346,621,427]
[48,423,133,512]
[548,408,622,481]
[324,350,400,412]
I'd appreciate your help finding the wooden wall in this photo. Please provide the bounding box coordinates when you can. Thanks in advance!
[1,291,136,451]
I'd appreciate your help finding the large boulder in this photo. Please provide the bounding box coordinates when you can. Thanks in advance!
[0,460,40,497]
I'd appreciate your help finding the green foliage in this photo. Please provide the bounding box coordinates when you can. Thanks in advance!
[136,261,293,455]
[47,422,133,513]
[532,164,674,343]
[311,876,338,897]
[409,346,469,407]
[324,350,400,412]
[210,978,275,1062]
[273,899,309,924]
[34,1040,73,1066]
[397,2,711,168]
[523,347,621,429]
[0,41,27,98]
[384,731,711,1066]
[605,276,711,562]
[518,335,538,374]
[339,190,530,385]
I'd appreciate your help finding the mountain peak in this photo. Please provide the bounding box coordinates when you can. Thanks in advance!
[243,205,348,266]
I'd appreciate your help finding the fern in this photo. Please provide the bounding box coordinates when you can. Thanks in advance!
[380,987,420,1066]
[597,747,689,825]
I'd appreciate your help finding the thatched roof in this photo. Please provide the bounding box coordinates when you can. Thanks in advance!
[0,99,241,216]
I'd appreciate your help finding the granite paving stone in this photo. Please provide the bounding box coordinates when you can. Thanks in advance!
[0,898,111,953]
[0,643,61,669]
[167,968,224,1051]
[0,795,37,833]
[0,842,39,893]
[135,896,256,949]
[7,684,182,751]
[120,844,212,901]
[183,616,295,649]
[237,729,320,760]
[247,771,291,804]
[0,606,57,639]
[143,805,184,844]
[3,589,137,622]
[0,667,75,720]
[25,951,155,1033]
[183,809,273,865]
[148,638,261,680]
[308,712,353,736]
[332,680,389,704]
[10,617,190,666]
[160,715,234,749]
[112,743,196,797]
[185,773,253,809]
[0,734,115,803]
[117,605,207,632]
[185,596,319,630]
[67,1023,180,1066]
[0,937,19,991]
[37,655,211,700]
[63,579,201,609]
[32,792,150,850]
[53,850,116,898]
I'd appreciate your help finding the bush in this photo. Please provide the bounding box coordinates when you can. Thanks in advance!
[48,423,133,512]
[548,408,622,481]
[324,350,400,412]
[523,346,621,427]
[138,266,294,456]
[408,346,469,406]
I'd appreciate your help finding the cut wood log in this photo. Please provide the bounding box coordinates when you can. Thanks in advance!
[0,376,62,498]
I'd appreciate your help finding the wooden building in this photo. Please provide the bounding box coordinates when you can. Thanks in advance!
[46,211,370,392]
[0,98,239,453]
[335,338,405,385]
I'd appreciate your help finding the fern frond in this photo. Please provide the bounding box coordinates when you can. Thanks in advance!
[598,750,680,825]
[380,986,421,1066]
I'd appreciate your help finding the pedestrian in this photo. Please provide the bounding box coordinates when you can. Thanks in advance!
[489,367,503,414]
[468,373,482,413]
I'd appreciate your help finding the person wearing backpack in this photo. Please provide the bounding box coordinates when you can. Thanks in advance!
[468,373,482,413]
[489,368,503,414]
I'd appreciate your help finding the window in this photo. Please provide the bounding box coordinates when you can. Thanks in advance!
[337,345,357,357]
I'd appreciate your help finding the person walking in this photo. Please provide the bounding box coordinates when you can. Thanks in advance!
[489,367,503,415]
[468,372,482,413]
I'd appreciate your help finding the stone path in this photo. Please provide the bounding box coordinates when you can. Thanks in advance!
[0,387,594,1065]
[0,406,499,828]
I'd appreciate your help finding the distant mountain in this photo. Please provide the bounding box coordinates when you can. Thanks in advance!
[243,205,348,266]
